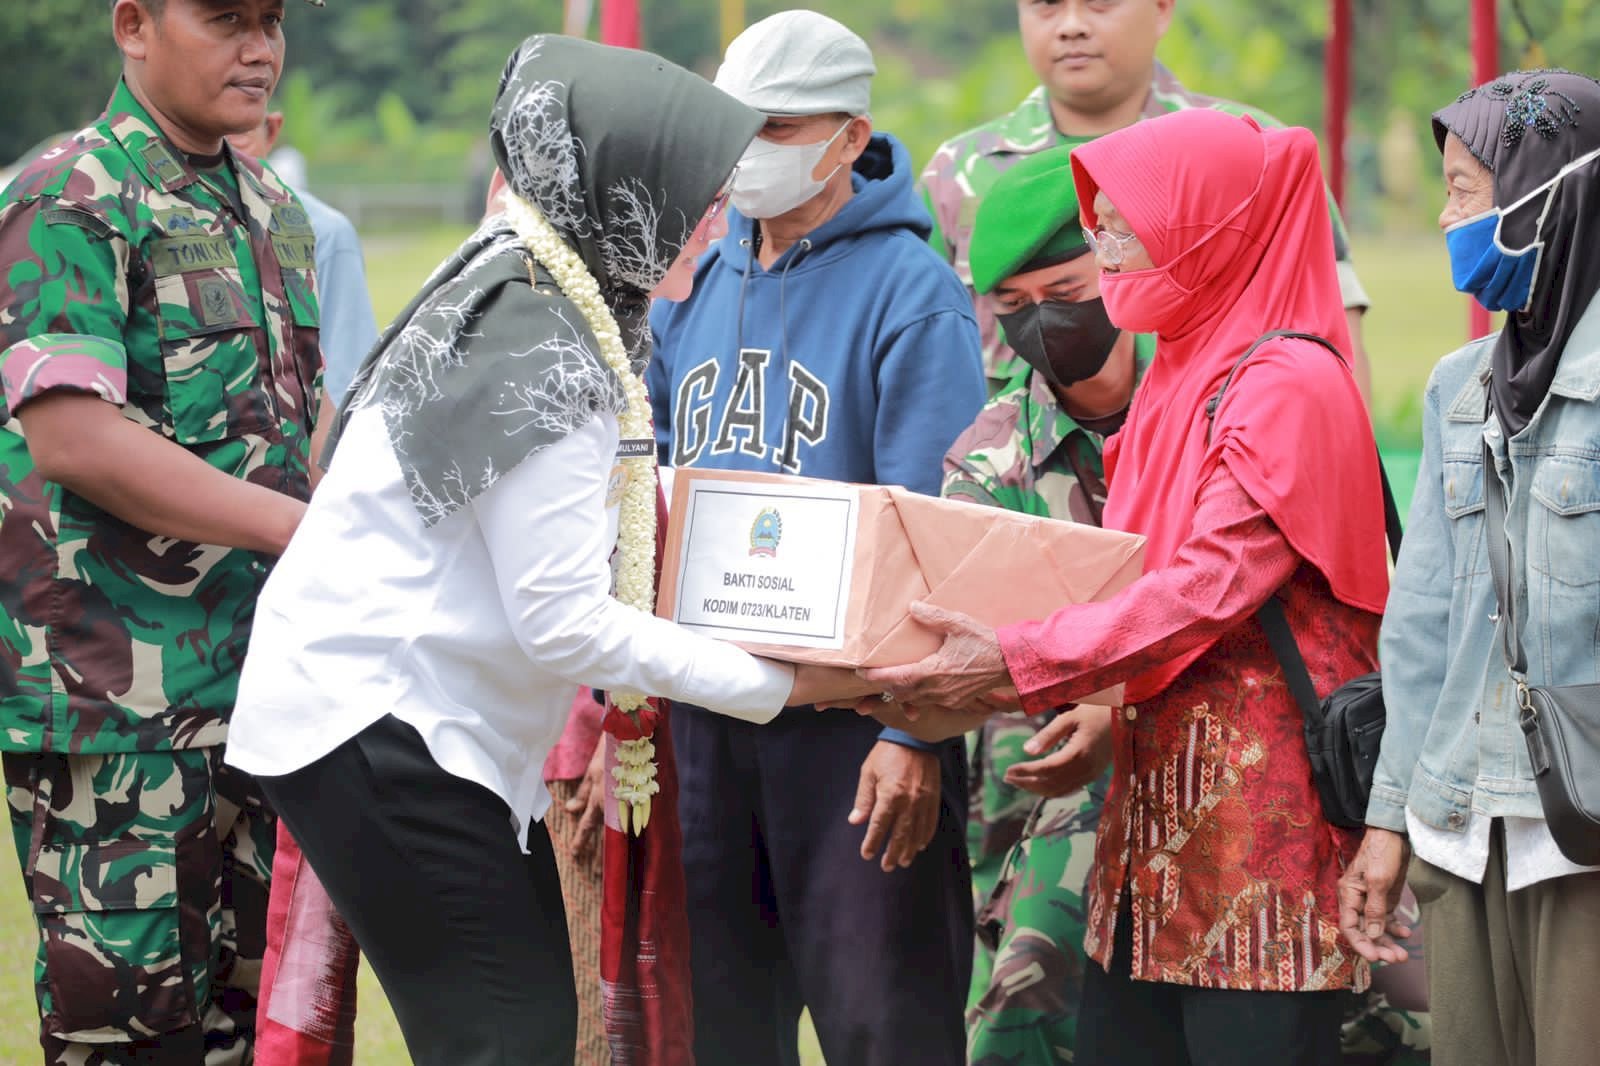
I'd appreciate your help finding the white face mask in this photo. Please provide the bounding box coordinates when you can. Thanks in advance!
[730,120,852,220]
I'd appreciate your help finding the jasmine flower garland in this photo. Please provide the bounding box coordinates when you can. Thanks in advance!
[505,192,661,835]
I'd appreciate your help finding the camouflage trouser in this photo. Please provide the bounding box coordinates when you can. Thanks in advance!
[964,716,1432,1065]
[967,769,1105,1066]
[3,747,275,1066]
[1339,885,1432,1065]
[965,711,1051,1011]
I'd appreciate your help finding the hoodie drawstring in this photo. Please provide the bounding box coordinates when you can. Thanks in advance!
[732,236,813,469]
[734,238,755,358]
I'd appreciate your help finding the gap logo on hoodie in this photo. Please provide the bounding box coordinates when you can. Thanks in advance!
[671,347,829,472]
[649,132,986,497]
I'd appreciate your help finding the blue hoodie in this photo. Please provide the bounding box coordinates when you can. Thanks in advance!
[648,133,984,496]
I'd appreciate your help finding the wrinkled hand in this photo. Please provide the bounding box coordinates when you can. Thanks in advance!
[566,736,608,860]
[859,602,1016,713]
[1003,704,1113,797]
[1338,827,1413,963]
[848,741,941,872]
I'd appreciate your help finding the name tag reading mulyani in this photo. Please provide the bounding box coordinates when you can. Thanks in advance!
[670,478,858,648]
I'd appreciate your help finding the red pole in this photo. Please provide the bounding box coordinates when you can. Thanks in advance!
[1469,0,1498,339]
[600,0,641,48]
[1324,0,1351,210]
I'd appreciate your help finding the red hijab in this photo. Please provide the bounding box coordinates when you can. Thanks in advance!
[1070,110,1388,700]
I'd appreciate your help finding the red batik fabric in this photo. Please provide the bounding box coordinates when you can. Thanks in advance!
[255,821,360,1066]
[600,482,695,1066]
[998,470,1376,992]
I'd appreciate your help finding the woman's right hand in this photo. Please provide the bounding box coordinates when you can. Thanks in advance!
[783,662,880,708]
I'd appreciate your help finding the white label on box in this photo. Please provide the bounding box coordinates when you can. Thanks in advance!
[670,478,858,648]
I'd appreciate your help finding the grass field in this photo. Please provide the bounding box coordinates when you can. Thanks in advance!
[0,229,1467,1064]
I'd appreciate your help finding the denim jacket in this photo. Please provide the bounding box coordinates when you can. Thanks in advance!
[1371,292,1600,835]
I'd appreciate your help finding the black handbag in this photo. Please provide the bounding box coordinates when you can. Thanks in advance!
[1480,436,1600,866]
[1205,331,1403,830]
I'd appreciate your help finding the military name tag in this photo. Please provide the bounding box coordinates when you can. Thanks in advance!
[151,234,236,275]
[617,437,654,459]
[271,234,316,270]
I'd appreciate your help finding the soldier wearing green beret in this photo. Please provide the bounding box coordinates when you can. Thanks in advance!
[941,145,1151,1066]
[0,1,327,1062]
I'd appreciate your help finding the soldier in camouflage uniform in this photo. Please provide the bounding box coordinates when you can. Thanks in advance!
[918,0,1372,393]
[941,145,1150,1065]
[0,1,326,1062]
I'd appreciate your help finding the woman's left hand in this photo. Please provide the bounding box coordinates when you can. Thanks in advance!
[860,602,1017,713]
[1002,704,1113,797]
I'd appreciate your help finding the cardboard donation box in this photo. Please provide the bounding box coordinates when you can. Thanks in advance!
[656,469,1147,707]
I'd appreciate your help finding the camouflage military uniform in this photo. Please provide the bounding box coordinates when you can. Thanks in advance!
[918,63,1371,389]
[0,79,321,1065]
[943,343,1150,1065]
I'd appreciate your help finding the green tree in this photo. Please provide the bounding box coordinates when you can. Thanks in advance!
[0,1,121,161]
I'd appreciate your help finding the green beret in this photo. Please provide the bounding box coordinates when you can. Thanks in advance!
[969,145,1088,295]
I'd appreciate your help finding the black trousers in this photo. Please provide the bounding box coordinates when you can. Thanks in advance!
[257,714,577,1066]
[672,707,972,1066]
[1077,896,1342,1066]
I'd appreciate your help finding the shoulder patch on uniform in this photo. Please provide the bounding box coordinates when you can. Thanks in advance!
[41,204,114,239]
[154,207,203,235]
[140,141,186,187]
[269,201,313,234]
[195,277,237,326]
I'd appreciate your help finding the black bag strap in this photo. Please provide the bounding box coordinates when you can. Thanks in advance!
[1202,330,1403,724]
[1259,597,1328,725]
[1204,330,1403,558]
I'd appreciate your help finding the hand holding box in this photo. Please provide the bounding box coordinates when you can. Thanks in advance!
[657,469,1146,707]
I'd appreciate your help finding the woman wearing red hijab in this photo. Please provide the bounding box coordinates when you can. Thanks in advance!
[865,109,1390,1064]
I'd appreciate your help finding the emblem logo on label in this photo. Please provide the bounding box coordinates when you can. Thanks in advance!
[749,508,782,557]
[197,279,234,326]
[157,208,201,235]
[272,204,311,231]
[605,464,630,508]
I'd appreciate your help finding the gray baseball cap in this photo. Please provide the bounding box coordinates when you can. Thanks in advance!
[714,10,875,117]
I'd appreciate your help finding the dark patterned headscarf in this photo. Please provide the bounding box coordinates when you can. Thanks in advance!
[330,35,760,524]
[1433,69,1600,435]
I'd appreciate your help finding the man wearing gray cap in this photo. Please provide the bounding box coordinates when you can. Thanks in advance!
[647,10,984,1066]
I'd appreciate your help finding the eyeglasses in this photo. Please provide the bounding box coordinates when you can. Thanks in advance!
[1083,226,1141,267]
[706,166,739,225]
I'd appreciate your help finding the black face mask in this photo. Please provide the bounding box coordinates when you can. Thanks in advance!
[996,297,1122,388]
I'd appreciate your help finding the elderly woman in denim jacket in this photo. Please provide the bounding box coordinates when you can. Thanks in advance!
[1341,69,1600,1066]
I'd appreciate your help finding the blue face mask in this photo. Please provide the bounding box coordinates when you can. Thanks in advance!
[1445,144,1600,313]
[1445,209,1540,312]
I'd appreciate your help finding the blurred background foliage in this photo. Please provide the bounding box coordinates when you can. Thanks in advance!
[0,0,1590,451]
[5,0,1597,226]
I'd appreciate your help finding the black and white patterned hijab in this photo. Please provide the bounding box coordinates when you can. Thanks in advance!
[329,35,760,525]
[1434,70,1600,436]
